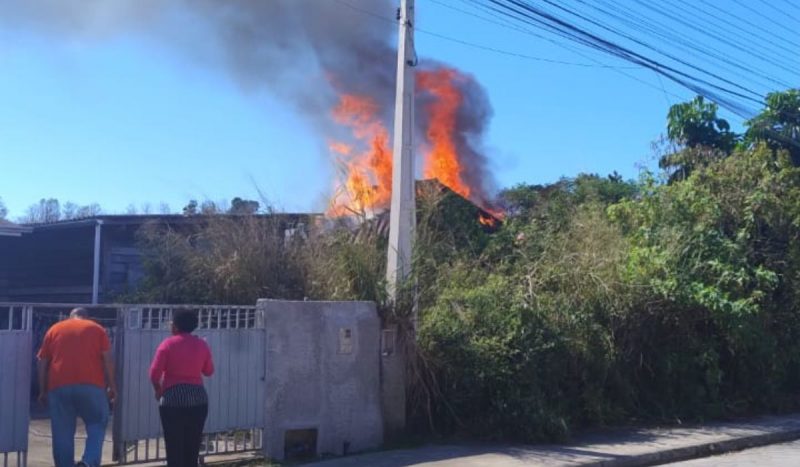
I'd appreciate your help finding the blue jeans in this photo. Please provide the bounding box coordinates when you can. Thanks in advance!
[48,384,109,467]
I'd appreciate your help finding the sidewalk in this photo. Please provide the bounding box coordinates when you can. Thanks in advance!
[306,413,800,466]
[28,417,114,467]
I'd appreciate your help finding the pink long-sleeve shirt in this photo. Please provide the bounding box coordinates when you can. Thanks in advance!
[149,333,214,391]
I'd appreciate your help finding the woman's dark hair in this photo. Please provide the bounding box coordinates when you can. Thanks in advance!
[172,309,199,333]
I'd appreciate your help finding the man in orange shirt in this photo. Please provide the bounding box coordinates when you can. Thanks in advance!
[37,308,117,467]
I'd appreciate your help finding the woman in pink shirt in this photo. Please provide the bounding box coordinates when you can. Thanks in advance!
[149,310,214,467]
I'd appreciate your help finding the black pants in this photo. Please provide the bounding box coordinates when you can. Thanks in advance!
[159,404,208,467]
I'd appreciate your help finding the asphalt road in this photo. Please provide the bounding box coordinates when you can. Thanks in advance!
[668,439,800,466]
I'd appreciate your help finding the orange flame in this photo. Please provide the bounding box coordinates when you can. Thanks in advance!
[328,67,506,223]
[329,141,353,156]
[418,68,471,201]
[328,94,392,216]
[478,213,497,227]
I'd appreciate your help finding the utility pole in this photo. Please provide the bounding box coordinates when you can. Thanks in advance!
[386,0,416,303]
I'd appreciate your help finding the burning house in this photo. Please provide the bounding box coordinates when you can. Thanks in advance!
[327,66,501,221]
[0,0,507,304]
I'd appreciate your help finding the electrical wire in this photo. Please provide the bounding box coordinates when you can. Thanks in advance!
[536,0,764,99]
[429,0,637,68]
[578,0,791,91]
[482,0,761,116]
[332,0,637,68]
[629,0,800,76]
[730,0,800,40]
[755,0,800,25]
[336,0,796,124]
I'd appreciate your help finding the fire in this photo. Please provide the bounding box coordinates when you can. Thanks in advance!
[329,142,353,156]
[418,68,472,201]
[328,94,392,216]
[328,67,505,223]
[478,213,497,227]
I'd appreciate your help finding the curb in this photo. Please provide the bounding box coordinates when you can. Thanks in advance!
[583,428,800,466]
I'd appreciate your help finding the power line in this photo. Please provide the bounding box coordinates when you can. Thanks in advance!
[456,0,799,145]
[755,0,800,25]
[688,0,800,59]
[500,0,759,99]
[444,0,650,69]
[579,0,792,91]
[628,0,800,77]
[333,0,693,100]
[777,0,800,13]
[696,0,800,52]
[339,0,795,122]
[443,0,697,104]
[485,0,800,129]
[454,0,703,100]
[332,0,638,68]
[653,70,674,107]
[537,0,764,99]
[480,0,761,117]
[653,0,800,75]
[330,0,397,25]
[414,27,629,67]
[730,0,800,40]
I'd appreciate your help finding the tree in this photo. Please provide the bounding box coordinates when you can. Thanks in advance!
[0,197,7,220]
[229,197,260,215]
[183,198,259,216]
[498,173,637,222]
[661,96,738,182]
[19,198,102,224]
[182,200,199,216]
[666,96,738,152]
[61,202,101,220]
[21,198,61,224]
[745,89,800,166]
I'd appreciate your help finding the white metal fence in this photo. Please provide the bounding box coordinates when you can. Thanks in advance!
[114,306,267,464]
[0,305,32,467]
[0,302,267,466]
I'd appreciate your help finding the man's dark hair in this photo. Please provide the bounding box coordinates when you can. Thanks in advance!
[172,309,199,333]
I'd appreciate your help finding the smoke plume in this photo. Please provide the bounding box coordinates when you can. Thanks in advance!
[1,0,496,209]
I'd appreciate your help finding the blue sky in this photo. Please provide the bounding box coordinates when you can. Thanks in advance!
[0,1,792,218]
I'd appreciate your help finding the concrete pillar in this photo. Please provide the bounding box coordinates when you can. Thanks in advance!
[387,0,417,301]
[91,220,103,304]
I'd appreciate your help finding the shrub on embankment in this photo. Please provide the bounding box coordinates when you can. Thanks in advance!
[414,145,800,442]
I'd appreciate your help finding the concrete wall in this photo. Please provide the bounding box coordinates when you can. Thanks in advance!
[259,299,384,461]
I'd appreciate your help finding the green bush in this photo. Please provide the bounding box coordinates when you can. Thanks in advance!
[417,146,800,441]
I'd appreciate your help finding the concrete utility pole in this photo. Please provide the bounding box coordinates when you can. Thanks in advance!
[386,0,417,302]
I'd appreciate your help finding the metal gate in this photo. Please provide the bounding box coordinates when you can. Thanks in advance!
[0,305,32,467]
[114,305,266,464]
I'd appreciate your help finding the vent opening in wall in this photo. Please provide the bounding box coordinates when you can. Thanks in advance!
[284,428,318,461]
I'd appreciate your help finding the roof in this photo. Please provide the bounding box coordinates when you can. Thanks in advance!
[22,213,324,231]
[416,179,503,225]
[0,219,32,237]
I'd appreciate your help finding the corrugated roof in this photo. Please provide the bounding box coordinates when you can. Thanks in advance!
[0,219,32,237]
[23,213,324,231]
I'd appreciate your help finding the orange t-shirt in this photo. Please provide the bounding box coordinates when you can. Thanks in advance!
[37,318,111,391]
